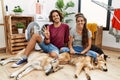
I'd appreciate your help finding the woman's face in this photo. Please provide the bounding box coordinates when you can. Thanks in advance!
[52,12,60,23]
[76,17,85,28]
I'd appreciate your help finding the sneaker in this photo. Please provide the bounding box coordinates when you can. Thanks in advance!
[11,58,27,68]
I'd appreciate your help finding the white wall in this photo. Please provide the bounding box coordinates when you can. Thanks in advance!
[102,0,120,48]
[3,0,78,18]
[0,25,6,48]
[4,0,57,16]
[81,0,108,27]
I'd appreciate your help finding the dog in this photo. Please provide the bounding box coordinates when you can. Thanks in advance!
[90,44,109,61]
[0,49,63,80]
[58,52,108,80]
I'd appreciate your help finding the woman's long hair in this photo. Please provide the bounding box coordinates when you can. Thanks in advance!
[75,13,88,48]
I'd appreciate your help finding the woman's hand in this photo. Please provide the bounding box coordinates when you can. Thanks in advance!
[70,48,75,54]
[80,51,86,54]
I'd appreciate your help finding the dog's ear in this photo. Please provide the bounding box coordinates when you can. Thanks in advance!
[104,54,110,61]
[97,54,104,61]
[99,54,109,61]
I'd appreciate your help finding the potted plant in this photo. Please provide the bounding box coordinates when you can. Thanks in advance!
[55,0,75,23]
[16,22,25,34]
[13,6,23,15]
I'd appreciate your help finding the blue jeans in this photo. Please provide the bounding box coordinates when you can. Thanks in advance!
[39,42,59,56]
[38,42,69,56]
[60,46,97,59]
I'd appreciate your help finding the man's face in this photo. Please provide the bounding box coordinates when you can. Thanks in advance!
[52,12,60,23]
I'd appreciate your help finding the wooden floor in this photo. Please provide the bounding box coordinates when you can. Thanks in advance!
[0,49,120,80]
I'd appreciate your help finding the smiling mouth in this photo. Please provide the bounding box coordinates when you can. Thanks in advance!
[55,18,59,20]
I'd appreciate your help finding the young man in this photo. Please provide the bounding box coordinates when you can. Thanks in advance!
[13,10,69,67]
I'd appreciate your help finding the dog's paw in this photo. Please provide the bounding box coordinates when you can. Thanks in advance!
[0,61,6,66]
[10,73,18,78]
[74,74,78,78]
[0,61,3,65]
[89,65,94,70]
[16,74,22,80]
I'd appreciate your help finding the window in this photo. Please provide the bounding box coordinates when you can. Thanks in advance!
[78,0,112,30]
[0,0,4,24]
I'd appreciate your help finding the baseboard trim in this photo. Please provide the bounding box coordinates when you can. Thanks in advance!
[102,46,120,52]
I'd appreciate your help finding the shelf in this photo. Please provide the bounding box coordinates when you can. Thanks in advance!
[5,15,34,54]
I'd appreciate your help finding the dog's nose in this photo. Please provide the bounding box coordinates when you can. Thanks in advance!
[45,69,54,76]
[103,69,108,72]
[45,66,53,76]
[45,71,50,76]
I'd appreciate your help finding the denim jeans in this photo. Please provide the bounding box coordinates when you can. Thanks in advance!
[39,42,59,56]
[38,42,70,56]
[60,46,97,59]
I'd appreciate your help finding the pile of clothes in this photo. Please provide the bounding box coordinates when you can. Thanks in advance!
[109,9,120,42]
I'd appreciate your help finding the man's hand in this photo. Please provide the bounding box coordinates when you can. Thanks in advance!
[43,26,50,39]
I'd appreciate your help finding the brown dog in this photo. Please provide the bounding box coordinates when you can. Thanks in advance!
[58,52,108,80]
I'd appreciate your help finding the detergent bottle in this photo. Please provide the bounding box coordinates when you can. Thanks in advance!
[36,0,41,14]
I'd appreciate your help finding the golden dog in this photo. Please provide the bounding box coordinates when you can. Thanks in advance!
[58,52,108,80]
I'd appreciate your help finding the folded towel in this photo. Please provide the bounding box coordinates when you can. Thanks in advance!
[87,23,97,39]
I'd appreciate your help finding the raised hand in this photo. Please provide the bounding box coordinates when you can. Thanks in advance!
[43,25,50,39]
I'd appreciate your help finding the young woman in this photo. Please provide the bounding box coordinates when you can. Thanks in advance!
[68,13,98,62]
[13,10,69,67]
